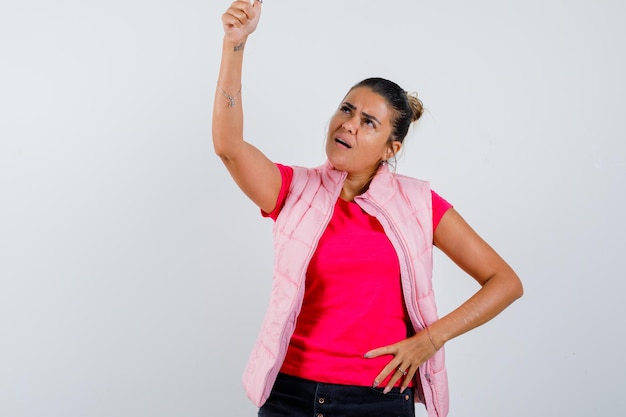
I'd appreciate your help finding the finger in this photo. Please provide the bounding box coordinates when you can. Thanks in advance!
[222,14,244,29]
[232,0,255,17]
[250,0,263,22]
[223,8,250,26]
[371,359,400,388]
[383,366,408,394]
[364,345,393,359]
[225,1,254,22]
[399,365,417,393]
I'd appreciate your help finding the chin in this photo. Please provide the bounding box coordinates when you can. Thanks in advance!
[325,153,344,171]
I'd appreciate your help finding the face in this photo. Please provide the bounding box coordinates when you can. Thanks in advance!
[325,87,401,179]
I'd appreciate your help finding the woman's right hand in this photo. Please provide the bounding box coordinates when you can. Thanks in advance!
[222,0,263,46]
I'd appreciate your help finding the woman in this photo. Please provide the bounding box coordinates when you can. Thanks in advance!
[212,2,523,417]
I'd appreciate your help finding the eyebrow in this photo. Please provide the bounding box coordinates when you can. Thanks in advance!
[343,101,382,126]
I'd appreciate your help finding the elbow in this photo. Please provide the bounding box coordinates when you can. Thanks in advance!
[211,129,243,161]
[498,262,524,302]
[509,272,524,301]
[212,141,228,159]
[213,146,239,167]
[514,280,524,301]
[212,135,236,161]
[487,268,523,304]
[212,132,226,158]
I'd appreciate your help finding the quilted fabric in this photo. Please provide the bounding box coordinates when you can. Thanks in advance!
[242,162,448,417]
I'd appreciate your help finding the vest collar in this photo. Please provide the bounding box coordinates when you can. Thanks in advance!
[322,161,396,206]
[321,160,347,189]
[362,163,396,205]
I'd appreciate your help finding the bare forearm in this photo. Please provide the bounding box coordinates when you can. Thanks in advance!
[212,37,247,157]
[210,1,280,211]
[428,269,523,349]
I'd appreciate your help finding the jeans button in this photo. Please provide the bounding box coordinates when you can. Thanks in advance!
[318,397,325,404]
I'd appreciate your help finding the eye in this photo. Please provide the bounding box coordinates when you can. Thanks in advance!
[363,118,375,128]
[339,105,351,114]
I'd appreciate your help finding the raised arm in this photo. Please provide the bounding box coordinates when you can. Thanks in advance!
[213,0,281,213]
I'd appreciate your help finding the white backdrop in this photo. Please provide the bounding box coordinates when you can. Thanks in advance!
[1,1,625,416]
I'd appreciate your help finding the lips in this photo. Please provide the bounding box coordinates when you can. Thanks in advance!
[335,137,352,149]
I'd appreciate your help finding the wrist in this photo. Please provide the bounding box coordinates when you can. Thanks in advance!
[425,326,440,351]
[224,37,247,52]
[425,323,447,351]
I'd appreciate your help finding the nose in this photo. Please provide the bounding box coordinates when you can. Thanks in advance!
[342,116,357,134]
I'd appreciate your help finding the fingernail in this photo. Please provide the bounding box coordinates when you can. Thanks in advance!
[383,387,391,394]
[364,352,371,358]
[372,380,379,387]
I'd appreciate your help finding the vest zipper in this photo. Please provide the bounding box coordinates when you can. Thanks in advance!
[356,196,438,413]
[356,197,428,330]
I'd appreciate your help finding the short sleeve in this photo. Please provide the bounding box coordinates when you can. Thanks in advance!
[261,163,294,221]
[431,190,453,231]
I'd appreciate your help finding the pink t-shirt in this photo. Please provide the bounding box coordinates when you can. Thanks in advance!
[264,164,452,387]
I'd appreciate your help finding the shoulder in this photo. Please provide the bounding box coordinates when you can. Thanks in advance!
[389,172,432,202]
[392,171,430,188]
[291,162,346,188]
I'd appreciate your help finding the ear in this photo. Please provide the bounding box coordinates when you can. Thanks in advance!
[383,141,402,161]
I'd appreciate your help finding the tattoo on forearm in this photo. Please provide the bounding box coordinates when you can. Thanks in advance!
[233,42,245,52]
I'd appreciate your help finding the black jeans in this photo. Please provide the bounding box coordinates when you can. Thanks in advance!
[258,373,415,417]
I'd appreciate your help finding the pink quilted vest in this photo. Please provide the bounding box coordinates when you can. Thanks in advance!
[242,162,449,417]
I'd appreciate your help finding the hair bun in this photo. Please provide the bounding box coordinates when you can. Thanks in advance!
[407,92,424,123]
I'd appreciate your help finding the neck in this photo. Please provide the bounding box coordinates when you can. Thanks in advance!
[340,171,377,201]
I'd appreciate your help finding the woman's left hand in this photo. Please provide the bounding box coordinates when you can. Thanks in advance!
[364,329,438,394]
